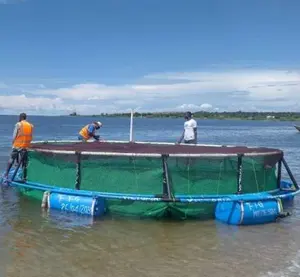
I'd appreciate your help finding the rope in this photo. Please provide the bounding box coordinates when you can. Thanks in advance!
[75,153,81,190]
[216,159,223,195]
[132,157,138,191]
[251,159,259,192]
[187,159,190,194]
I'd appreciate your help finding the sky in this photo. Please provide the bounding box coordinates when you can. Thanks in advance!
[0,0,300,115]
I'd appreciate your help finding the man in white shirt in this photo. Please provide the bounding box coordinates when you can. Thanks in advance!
[177,111,197,144]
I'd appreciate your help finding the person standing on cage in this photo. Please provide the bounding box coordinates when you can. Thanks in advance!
[4,113,34,181]
[78,121,103,142]
[176,111,197,144]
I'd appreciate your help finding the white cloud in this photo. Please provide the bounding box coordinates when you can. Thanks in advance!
[175,103,213,111]
[144,70,300,100]
[1,69,300,114]
[176,104,202,111]
[0,94,97,115]
[33,69,300,102]
[200,103,213,110]
[0,95,67,113]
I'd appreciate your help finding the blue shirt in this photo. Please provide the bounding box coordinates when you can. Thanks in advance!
[87,124,96,135]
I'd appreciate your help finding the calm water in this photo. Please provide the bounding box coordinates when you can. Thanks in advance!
[1,115,300,277]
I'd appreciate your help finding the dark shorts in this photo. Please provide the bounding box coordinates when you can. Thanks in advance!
[9,148,28,166]
[184,139,197,144]
[78,135,88,142]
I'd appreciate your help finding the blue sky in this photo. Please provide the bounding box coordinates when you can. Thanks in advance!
[0,0,300,114]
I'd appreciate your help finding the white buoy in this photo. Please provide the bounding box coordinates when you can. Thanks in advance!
[129,109,134,142]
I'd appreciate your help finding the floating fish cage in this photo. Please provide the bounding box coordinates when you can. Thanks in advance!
[2,139,299,225]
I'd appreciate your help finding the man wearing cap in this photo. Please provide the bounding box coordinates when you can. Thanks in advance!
[177,111,197,144]
[78,121,103,142]
[4,112,34,181]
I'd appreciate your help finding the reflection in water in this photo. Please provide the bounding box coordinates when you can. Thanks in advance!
[0,117,300,276]
[40,210,96,230]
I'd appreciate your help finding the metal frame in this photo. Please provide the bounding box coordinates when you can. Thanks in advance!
[29,139,279,150]
[282,157,299,189]
[75,152,81,190]
[12,146,298,200]
[161,154,173,200]
[27,148,282,158]
[236,154,243,194]
[277,158,282,189]
[9,179,300,203]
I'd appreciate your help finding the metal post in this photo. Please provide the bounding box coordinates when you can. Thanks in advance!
[129,109,134,142]
[236,154,243,194]
[162,154,172,200]
[277,159,282,189]
[75,152,81,190]
[282,157,299,190]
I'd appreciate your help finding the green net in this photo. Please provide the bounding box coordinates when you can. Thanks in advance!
[25,151,278,219]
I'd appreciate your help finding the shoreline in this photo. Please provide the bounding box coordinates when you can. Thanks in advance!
[71,116,300,122]
[68,112,300,122]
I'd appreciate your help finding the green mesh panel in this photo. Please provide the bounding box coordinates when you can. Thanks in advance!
[105,199,168,218]
[24,151,278,219]
[80,156,162,194]
[168,157,238,195]
[27,151,76,189]
[167,156,277,196]
[241,156,277,193]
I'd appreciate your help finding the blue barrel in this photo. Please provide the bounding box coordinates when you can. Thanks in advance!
[48,193,106,217]
[215,197,282,225]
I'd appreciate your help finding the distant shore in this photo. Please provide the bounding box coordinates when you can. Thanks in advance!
[68,111,300,122]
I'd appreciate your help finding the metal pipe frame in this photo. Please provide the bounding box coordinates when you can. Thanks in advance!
[282,157,299,190]
[277,159,282,189]
[75,152,81,190]
[236,154,243,194]
[161,154,173,200]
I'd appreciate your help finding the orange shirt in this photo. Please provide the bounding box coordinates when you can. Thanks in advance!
[13,120,34,149]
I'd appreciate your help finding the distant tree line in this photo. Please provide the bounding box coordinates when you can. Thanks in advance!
[69,111,300,121]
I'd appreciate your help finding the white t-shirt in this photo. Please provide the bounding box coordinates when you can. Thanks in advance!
[184,118,197,141]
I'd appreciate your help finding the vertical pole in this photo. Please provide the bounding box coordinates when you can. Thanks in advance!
[162,155,168,196]
[75,152,81,190]
[236,154,243,194]
[162,154,172,199]
[282,157,299,189]
[22,151,28,182]
[277,159,282,189]
[129,109,134,142]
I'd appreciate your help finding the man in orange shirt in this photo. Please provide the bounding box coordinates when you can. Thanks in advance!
[4,113,34,181]
[78,121,102,142]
